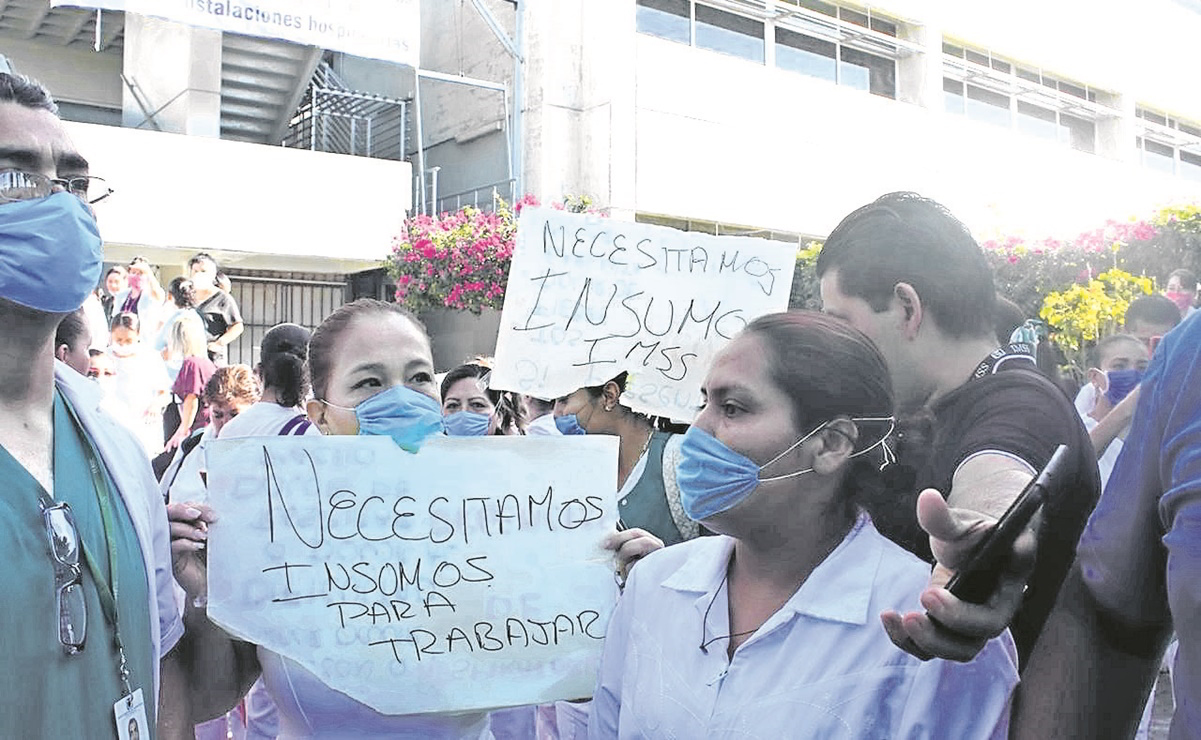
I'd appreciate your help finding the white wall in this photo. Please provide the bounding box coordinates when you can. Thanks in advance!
[632,35,1201,240]
[65,122,412,270]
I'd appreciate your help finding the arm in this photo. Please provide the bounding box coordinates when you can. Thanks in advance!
[165,395,199,451]
[157,649,192,740]
[881,454,1038,661]
[1089,386,1140,456]
[209,322,244,355]
[1010,564,1169,738]
[167,502,263,721]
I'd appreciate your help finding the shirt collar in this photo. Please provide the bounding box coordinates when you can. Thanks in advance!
[660,513,885,626]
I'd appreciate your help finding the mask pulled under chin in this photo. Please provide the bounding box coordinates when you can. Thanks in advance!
[0,193,103,313]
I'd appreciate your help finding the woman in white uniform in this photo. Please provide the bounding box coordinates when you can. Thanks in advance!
[589,311,1018,739]
[171,300,491,739]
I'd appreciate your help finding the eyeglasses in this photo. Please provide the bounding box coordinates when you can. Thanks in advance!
[0,169,114,205]
[41,501,87,654]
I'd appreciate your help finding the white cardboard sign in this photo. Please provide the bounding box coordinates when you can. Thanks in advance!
[205,434,619,715]
[491,207,796,420]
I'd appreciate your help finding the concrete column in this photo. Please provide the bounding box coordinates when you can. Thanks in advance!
[520,0,637,215]
[896,20,942,111]
[122,14,221,137]
[1097,91,1136,163]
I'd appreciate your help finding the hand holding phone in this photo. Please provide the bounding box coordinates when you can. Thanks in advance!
[943,444,1069,604]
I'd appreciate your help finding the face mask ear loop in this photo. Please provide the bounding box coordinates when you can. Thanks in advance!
[318,398,354,412]
[758,421,828,475]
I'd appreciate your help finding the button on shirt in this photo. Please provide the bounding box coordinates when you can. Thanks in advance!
[589,515,1018,739]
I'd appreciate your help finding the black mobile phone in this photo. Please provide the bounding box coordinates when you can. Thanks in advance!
[943,444,1069,604]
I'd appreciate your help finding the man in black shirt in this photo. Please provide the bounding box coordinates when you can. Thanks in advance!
[816,192,1100,666]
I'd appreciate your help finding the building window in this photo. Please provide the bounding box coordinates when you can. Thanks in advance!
[636,0,691,44]
[1136,107,1201,182]
[942,43,1106,154]
[695,4,764,63]
[775,26,836,81]
[773,0,901,98]
[634,0,907,95]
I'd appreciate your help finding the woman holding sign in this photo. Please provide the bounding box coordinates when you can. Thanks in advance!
[170,299,493,739]
[588,311,1018,738]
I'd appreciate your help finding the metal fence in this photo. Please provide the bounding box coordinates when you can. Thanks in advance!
[225,271,348,366]
[282,64,409,161]
[425,178,517,216]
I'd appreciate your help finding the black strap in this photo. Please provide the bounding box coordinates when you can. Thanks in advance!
[972,343,1037,379]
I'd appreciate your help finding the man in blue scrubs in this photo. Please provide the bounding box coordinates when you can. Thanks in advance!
[1013,313,1201,737]
[0,72,185,738]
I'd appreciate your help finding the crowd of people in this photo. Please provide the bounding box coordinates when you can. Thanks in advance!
[4,70,1201,740]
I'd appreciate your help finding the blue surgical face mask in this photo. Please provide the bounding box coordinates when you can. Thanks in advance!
[1102,368,1143,406]
[677,416,895,522]
[0,193,103,313]
[323,384,445,452]
[443,410,492,437]
[554,413,586,435]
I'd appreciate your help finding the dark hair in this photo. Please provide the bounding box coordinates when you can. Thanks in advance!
[993,295,1026,345]
[816,192,996,339]
[105,265,128,279]
[167,277,196,309]
[0,72,57,114]
[582,371,629,400]
[1168,268,1198,291]
[129,256,149,267]
[260,323,311,408]
[307,299,427,400]
[1125,294,1182,331]
[187,252,217,271]
[743,311,894,514]
[110,311,140,334]
[55,308,89,350]
[1087,333,1146,369]
[204,364,261,406]
[441,362,527,435]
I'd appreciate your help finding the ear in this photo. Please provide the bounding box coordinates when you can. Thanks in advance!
[811,418,858,476]
[601,381,622,413]
[893,283,923,340]
[1087,367,1107,392]
[54,343,70,364]
[305,399,331,435]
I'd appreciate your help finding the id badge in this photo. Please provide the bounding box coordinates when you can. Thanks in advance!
[114,688,149,740]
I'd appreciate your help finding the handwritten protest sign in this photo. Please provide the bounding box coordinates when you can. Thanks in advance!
[205,434,619,715]
[490,207,796,420]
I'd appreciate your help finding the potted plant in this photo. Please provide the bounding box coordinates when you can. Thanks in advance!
[385,194,598,368]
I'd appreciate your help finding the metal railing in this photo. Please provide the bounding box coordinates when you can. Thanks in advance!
[282,64,410,161]
[420,177,517,216]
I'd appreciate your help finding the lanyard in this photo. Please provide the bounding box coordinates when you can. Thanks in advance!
[59,396,134,698]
